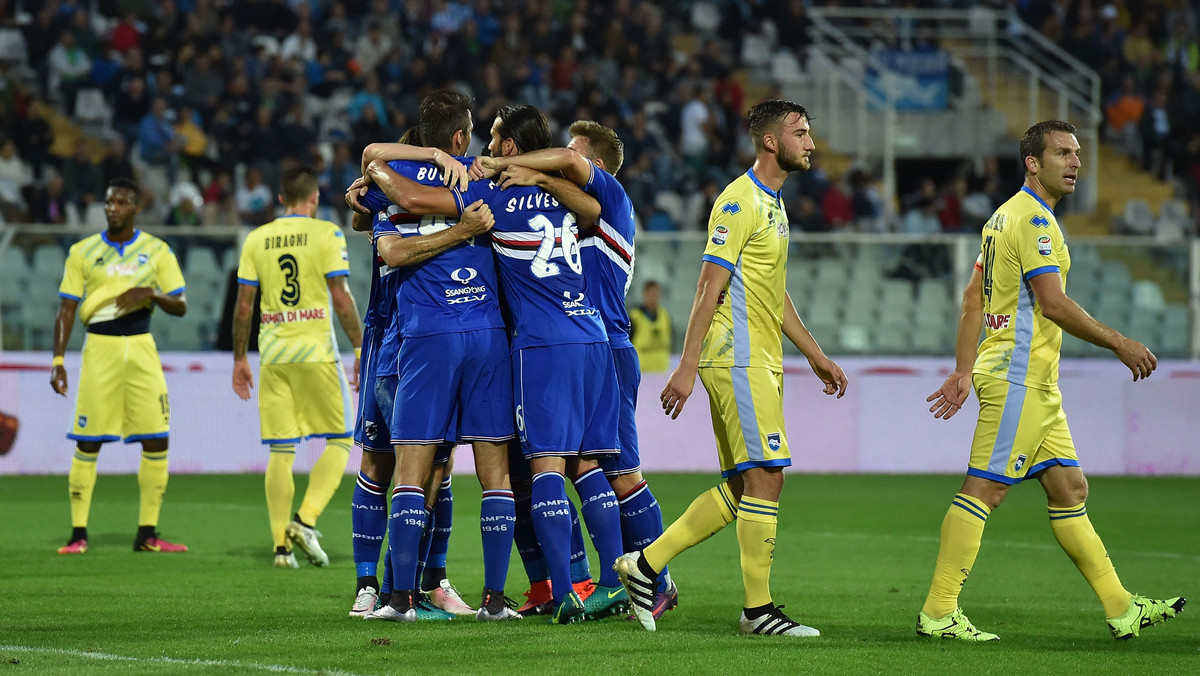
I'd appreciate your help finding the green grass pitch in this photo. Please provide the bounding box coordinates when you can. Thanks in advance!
[0,473,1195,675]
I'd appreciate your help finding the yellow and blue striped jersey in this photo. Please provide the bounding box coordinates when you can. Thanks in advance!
[974,187,1071,391]
[59,230,185,326]
[698,170,790,371]
[237,215,350,365]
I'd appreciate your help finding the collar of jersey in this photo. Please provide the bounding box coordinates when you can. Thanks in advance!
[101,228,140,256]
[747,168,780,203]
[1020,186,1054,213]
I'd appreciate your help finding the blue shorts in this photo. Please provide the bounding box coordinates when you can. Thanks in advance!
[369,373,454,466]
[353,326,393,453]
[391,329,515,445]
[514,343,619,460]
[600,346,641,476]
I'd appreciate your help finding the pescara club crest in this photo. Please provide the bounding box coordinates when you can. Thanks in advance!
[766,433,781,452]
[1014,454,1027,472]
[451,267,478,284]
[77,416,88,428]
[137,253,149,265]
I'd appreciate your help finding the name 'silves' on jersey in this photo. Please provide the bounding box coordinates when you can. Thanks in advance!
[237,214,350,365]
[454,178,607,350]
[363,156,505,340]
[974,187,1071,391]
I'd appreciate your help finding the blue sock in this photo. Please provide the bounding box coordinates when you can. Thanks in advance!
[514,488,550,583]
[428,477,453,571]
[530,472,573,603]
[415,506,434,590]
[381,541,393,595]
[618,479,671,593]
[352,472,388,579]
[480,488,516,592]
[568,500,591,584]
[387,486,426,594]
[573,467,623,588]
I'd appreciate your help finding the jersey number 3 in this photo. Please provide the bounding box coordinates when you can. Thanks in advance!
[528,213,581,279]
[278,254,300,306]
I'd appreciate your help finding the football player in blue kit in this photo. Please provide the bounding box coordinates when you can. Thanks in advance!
[360,104,628,624]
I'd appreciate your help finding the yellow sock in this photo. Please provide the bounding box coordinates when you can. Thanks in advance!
[1049,503,1132,617]
[297,436,351,527]
[736,496,779,609]
[266,444,296,549]
[922,493,990,618]
[68,448,100,529]
[644,482,737,572]
[137,449,170,527]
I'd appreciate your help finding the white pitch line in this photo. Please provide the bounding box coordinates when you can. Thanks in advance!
[802,530,1200,562]
[0,645,371,676]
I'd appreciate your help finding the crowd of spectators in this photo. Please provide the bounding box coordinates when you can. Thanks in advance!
[1028,0,1200,207]
[0,0,819,232]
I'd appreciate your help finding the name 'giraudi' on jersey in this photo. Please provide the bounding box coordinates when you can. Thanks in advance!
[974,187,1072,391]
[699,169,790,371]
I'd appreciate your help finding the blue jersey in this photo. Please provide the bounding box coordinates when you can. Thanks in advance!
[578,162,635,350]
[366,158,505,339]
[362,235,400,330]
[454,179,607,351]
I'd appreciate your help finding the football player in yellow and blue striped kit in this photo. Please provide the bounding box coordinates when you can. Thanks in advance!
[920,120,1184,641]
[52,178,189,555]
[616,100,848,636]
[231,166,363,569]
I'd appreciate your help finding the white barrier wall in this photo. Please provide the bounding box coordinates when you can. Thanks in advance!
[2,353,1198,476]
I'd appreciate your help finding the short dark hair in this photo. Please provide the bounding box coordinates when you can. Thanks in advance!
[418,90,472,153]
[1020,120,1078,166]
[568,120,625,174]
[495,104,551,153]
[747,99,810,152]
[107,177,142,203]
[643,279,660,291]
[278,166,319,205]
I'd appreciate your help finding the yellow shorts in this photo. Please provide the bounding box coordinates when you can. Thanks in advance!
[699,366,790,478]
[69,333,169,443]
[968,374,1078,484]
[258,361,351,443]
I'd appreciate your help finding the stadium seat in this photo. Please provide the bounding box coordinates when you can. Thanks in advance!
[185,248,225,286]
[771,49,806,87]
[74,88,112,131]
[1118,198,1154,235]
[1131,280,1165,312]
[690,1,720,34]
[1155,199,1191,239]
[741,35,772,68]
[873,326,912,355]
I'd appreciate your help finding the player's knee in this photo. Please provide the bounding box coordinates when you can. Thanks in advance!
[141,437,169,453]
[360,452,394,483]
[608,471,642,497]
[76,441,102,454]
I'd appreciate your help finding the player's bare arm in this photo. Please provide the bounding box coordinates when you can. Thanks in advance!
[364,159,460,217]
[350,210,372,232]
[230,283,257,400]
[928,266,984,419]
[782,291,847,398]
[50,297,77,396]
[375,199,494,268]
[114,286,187,316]
[1028,271,1157,381]
[472,147,592,186]
[328,275,363,390]
[661,260,732,420]
[361,142,469,191]
[497,166,601,228]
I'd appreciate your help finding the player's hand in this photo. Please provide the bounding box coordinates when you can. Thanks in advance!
[432,151,469,192]
[809,355,848,398]
[927,370,972,420]
[660,364,697,420]
[1114,336,1157,381]
[115,287,155,312]
[232,359,254,401]
[497,165,541,190]
[459,199,495,237]
[468,156,501,181]
[348,354,360,393]
[50,365,68,396]
[345,176,371,214]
